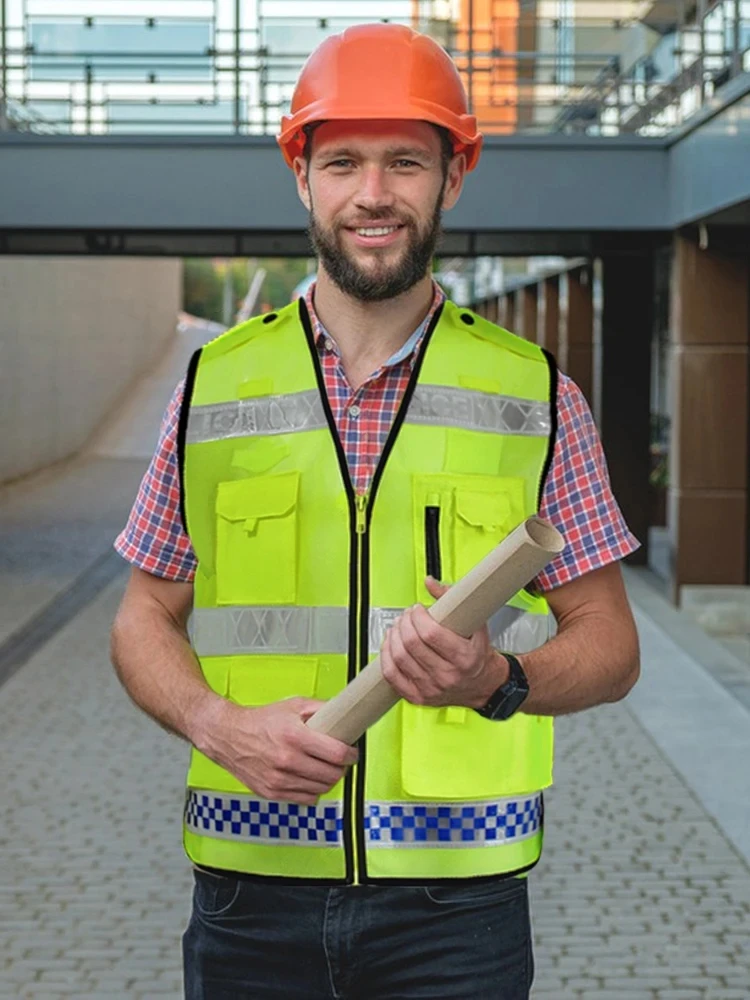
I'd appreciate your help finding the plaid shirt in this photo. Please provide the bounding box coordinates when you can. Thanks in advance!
[115,282,639,591]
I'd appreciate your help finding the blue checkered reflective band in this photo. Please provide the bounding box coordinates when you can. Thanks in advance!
[185,791,344,846]
[364,794,542,847]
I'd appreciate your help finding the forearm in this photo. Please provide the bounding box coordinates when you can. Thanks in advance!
[517,607,639,717]
[110,598,220,748]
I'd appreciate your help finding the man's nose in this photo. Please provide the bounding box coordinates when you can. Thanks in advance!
[354,166,396,212]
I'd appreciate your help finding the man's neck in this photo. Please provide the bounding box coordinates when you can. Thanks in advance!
[311,269,436,387]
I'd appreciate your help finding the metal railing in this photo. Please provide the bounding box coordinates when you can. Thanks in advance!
[0,0,748,137]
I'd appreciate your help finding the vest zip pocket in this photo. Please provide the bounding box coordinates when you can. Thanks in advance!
[424,506,442,581]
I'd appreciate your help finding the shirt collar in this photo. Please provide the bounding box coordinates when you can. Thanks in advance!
[304,281,445,369]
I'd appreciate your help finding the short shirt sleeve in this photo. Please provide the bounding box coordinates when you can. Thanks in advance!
[536,373,640,592]
[114,379,198,582]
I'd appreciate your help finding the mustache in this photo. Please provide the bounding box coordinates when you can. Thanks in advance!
[337,215,414,229]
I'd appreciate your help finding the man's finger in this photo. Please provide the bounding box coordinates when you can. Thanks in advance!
[388,616,433,685]
[296,724,359,766]
[410,603,469,660]
[424,575,450,599]
[399,610,450,676]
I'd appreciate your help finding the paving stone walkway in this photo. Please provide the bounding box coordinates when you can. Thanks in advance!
[1,565,749,999]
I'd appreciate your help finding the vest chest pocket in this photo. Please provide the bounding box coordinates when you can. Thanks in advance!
[215,472,299,606]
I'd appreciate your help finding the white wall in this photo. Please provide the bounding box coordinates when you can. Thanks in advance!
[0,257,182,483]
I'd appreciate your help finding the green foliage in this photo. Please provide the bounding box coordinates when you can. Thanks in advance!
[649,456,668,489]
[183,257,313,323]
[260,259,311,311]
[183,259,224,323]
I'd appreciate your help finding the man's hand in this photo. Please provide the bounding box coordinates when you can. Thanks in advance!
[379,577,509,710]
[198,696,359,806]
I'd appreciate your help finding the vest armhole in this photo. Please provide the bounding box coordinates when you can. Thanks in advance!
[177,347,203,538]
[538,348,559,512]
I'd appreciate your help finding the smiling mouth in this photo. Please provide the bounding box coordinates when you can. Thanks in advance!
[351,224,405,237]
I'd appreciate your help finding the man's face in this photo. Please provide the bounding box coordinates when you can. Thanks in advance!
[294,120,464,302]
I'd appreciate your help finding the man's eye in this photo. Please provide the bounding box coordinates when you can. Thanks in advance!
[328,159,354,168]
[394,159,420,168]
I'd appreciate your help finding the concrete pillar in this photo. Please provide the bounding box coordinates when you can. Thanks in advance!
[559,265,594,404]
[668,234,749,595]
[538,276,559,356]
[595,254,655,567]
[516,285,538,342]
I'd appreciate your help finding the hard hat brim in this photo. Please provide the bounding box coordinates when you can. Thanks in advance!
[278,102,483,172]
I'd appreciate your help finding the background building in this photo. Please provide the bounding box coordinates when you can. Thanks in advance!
[1,0,749,614]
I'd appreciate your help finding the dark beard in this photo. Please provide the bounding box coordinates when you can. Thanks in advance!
[307,196,444,303]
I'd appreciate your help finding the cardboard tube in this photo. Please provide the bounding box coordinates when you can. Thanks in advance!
[306,515,565,744]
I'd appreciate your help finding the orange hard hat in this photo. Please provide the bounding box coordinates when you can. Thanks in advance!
[277,23,483,171]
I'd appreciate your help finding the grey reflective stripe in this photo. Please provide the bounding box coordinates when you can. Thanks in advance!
[185,790,343,846]
[191,604,552,657]
[369,606,552,655]
[186,389,326,444]
[406,385,551,436]
[187,385,549,443]
[365,793,542,847]
[191,606,349,656]
[486,605,555,654]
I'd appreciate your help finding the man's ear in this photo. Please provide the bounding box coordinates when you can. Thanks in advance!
[441,153,467,212]
[293,156,312,211]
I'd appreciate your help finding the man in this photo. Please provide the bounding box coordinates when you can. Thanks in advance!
[111,23,640,1000]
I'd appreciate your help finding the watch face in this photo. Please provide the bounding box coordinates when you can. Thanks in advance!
[478,655,529,720]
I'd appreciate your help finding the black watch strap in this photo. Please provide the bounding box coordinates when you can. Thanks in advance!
[475,653,530,721]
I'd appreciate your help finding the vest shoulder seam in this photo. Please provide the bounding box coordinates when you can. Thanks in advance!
[201,301,298,361]
[446,302,545,364]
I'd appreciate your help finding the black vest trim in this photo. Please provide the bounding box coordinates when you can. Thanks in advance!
[538,349,559,513]
[177,347,203,537]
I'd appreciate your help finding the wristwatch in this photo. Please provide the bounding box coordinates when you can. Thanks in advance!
[475,653,529,721]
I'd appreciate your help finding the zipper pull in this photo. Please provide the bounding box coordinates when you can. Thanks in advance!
[355,493,368,534]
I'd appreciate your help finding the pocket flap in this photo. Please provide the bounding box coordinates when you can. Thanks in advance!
[228,656,319,707]
[216,472,299,522]
[455,490,510,531]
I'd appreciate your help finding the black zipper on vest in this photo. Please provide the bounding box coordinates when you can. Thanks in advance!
[353,302,444,882]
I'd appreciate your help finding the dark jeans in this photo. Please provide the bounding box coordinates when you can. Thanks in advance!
[183,867,534,999]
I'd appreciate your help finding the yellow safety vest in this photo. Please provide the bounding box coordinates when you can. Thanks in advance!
[180,297,557,884]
